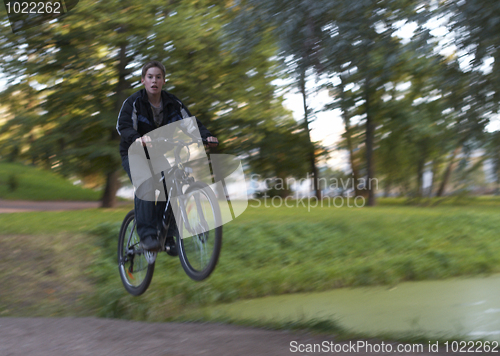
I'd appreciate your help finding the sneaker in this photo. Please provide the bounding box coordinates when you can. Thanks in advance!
[165,236,178,256]
[141,235,161,251]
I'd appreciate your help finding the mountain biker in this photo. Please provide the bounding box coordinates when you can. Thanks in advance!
[117,60,218,252]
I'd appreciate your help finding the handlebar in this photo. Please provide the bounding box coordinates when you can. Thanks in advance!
[140,135,218,168]
[150,137,210,146]
[146,137,209,166]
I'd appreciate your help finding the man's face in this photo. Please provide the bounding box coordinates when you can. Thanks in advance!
[141,67,165,96]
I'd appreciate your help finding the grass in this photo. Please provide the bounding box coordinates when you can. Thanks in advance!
[0,207,131,235]
[0,202,499,342]
[0,161,101,201]
[378,195,500,207]
[2,203,500,309]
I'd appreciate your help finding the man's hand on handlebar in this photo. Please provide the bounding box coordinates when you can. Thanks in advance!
[206,136,218,148]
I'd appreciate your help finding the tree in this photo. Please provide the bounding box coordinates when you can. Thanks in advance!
[439,1,500,195]
[321,0,432,205]
[447,0,500,110]
[0,0,299,206]
[226,0,336,199]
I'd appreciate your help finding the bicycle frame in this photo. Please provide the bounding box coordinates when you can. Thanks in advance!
[153,140,207,250]
[126,140,199,256]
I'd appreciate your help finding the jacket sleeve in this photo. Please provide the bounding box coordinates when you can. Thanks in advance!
[117,98,141,145]
[181,102,213,140]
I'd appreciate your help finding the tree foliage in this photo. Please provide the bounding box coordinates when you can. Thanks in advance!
[1,0,500,204]
[0,0,308,205]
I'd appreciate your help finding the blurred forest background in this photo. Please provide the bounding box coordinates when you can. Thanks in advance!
[1,0,500,208]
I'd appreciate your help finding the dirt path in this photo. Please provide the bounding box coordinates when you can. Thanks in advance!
[0,199,130,213]
[0,317,467,356]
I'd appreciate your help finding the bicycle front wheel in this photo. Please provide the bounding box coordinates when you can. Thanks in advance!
[118,210,154,296]
[178,182,222,281]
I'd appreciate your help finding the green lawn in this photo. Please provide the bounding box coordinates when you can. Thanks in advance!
[1,202,499,323]
[0,162,101,201]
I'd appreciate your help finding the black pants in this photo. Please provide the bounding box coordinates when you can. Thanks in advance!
[121,155,178,240]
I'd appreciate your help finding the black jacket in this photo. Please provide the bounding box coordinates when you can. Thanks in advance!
[116,89,211,158]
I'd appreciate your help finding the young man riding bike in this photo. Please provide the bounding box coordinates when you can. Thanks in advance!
[117,60,218,252]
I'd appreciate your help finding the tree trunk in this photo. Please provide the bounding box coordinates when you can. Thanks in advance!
[428,159,439,197]
[416,157,425,198]
[277,171,290,198]
[496,156,500,195]
[299,68,321,200]
[496,167,500,195]
[416,144,428,198]
[364,83,376,206]
[101,170,120,208]
[384,179,392,197]
[339,76,361,197]
[101,41,130,208]
[436,146,461,197]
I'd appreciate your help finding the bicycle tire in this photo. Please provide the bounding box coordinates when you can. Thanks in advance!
[118,210,155,296]
[177,181,222,281]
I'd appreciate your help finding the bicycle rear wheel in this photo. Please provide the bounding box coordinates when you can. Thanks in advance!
[177,182,222,281]
[118,210,154,296]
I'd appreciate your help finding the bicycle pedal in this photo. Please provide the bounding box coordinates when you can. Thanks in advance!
[165,238,178,256]
[144,251,157,265]
[165,245,178,257]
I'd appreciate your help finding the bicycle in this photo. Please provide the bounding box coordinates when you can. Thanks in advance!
[118,135,223,296]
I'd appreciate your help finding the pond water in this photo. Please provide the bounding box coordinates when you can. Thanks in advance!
[211,274,500,341]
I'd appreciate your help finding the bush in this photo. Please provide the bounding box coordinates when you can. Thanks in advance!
[7,174,19,192]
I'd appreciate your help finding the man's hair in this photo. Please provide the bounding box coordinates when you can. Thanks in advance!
[141,60,166,79]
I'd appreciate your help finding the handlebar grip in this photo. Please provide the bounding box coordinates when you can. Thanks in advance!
[203,139,219,146]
